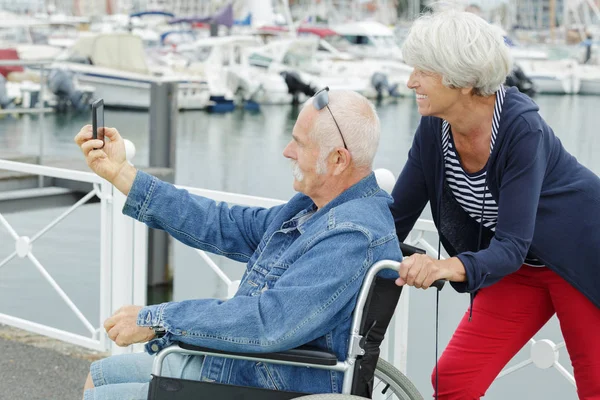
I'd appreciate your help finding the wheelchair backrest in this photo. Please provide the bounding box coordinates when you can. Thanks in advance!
[350,274,403,397]
[349,242,423,397]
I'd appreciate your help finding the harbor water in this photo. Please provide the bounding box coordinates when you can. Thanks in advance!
[1,94,599,399]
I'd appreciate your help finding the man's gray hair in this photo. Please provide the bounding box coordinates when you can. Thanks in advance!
[401,9,513,96]
[306,90,380,172]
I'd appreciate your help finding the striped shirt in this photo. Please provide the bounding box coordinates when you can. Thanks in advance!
[442,86,544,266]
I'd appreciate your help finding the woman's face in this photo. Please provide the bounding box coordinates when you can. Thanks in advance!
[407,68,462,118]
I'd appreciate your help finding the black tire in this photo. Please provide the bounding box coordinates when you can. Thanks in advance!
[373,358,424,400]
[296,358,423,400]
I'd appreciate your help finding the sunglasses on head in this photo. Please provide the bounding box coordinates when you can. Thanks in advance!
[312,87,348,150]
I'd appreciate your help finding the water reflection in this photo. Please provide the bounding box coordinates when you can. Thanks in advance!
[0,95,598,194]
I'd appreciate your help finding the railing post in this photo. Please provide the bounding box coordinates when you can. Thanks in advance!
[148,80,178,287]
[108,189,148,354]
[373,167,411,373]
[107,144,148,354]
[109,190,134,355]
[37,63,46,188]
[387,286,411,374]
[99,180,114,352]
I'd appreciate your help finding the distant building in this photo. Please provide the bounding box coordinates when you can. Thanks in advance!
[0,0,42,13]
[513,0,564,29]
[0,0,77,15]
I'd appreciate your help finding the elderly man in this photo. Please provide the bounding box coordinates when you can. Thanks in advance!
[74,88,401,400]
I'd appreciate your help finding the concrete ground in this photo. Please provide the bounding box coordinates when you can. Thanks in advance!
[0,325,107,400]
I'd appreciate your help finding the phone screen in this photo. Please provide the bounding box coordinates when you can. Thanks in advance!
[92,99,105,147]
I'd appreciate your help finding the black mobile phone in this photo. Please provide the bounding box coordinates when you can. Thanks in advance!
[92,98,105,147]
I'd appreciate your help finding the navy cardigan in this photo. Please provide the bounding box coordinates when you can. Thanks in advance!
[390,87,600,309]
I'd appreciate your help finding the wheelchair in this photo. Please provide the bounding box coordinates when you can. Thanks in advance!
[148,243,436,400]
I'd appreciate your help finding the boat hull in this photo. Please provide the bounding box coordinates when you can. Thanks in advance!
[53,63,211,110]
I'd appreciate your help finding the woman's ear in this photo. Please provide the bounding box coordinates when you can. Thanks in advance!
[460,86,475,96]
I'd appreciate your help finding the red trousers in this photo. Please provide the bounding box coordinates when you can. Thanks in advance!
[433,265,600,399]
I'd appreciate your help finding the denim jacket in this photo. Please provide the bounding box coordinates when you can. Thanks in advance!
[123,170,401,394]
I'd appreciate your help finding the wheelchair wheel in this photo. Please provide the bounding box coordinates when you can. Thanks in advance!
[296,358,423,400]
[372,358,424,400]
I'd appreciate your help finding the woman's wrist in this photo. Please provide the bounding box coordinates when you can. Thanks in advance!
[441,257,467,282]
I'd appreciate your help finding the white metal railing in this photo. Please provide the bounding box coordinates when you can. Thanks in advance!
[497,338,575,385]
[0,153,147,355]
[179,184,284,299]
[0,157,575,389]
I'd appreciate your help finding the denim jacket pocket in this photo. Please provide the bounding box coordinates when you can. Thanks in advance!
[244,262,269,288]
[265,262,290,281]
[254,362,286,391]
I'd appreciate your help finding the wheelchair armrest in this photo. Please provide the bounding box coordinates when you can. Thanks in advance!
[176,342,339,366]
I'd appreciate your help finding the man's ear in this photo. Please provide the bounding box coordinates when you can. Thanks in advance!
[330,147,351,176]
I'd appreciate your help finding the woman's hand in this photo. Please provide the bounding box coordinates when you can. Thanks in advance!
[396,254,466,289]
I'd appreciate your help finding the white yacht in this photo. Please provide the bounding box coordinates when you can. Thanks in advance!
[518,58,581,94]
[578,64,600,95]
[52,33,211,110]
[328,21,403,61]
[174,35,290,106]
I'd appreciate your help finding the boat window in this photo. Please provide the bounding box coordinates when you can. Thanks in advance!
[0,28,28,44]
[67,55,93,65]
[322,35,350,51]
[371,35,397,48]
[194,46,213,62]
[343,35,372,45]
[178,49,196,63]
[144,39,160,48]
[282,48,313,69]
[248,53,272,68]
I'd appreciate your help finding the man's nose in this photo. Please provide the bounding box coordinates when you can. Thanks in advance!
[283,142,294,159]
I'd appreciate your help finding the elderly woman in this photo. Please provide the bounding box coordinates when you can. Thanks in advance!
[390,9,600,400]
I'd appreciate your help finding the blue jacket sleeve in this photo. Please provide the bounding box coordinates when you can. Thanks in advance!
[137,229,373,354]
[390,124,430,242]
[456,128,546,291]
[123,171,284,263]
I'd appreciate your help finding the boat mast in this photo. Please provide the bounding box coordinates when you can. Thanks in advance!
[550,0,555,42]
[280,0,297,36]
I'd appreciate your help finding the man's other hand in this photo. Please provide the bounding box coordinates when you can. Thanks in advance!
[104,305,155,347]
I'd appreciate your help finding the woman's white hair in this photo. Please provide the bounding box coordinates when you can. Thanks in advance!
[306,90,380,173]
[402,8,513,96]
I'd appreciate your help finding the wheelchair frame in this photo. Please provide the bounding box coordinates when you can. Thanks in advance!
[150,259,404,395]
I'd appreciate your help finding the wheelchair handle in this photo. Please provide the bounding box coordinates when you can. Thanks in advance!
[399,242,426,256]
[400,243,446,291]
[431,279,446,291]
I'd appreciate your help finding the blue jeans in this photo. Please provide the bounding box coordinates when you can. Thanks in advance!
[84,352,204,400]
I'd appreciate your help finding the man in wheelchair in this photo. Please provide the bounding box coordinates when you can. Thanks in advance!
[74,89,401,400]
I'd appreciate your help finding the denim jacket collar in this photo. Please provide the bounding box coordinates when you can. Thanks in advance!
[297,172,381,234]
